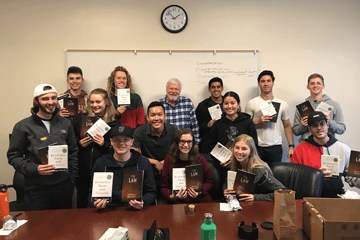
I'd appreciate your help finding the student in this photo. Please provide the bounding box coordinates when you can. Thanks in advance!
[7,84,78,210]
[132,101,178,190]
[160,129,213,204]
[159,78,200,145]
[209,91,258,186]
[196,77,224,153]
[107,66,145,129]
[291,111,359,197]
[293,73,346,143]
[224,134,285,201]
[60,66,88,117]
[90,125,157,209]
[245,70,294,164]
[71,88,118,208]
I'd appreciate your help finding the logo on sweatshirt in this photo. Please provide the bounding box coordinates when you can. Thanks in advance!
[40,136,47,141]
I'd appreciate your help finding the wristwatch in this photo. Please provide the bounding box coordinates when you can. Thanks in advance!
[289,144,295,148]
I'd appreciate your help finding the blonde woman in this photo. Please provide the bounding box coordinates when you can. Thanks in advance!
[224,134,285,201]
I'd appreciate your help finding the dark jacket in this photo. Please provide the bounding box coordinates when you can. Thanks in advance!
[89,149,157,207]
[7,107,79,190]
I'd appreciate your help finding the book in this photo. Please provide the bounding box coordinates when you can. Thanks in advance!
[315,101,333,115]
[210,142,232,163]
[296,101,314,118]
[121,170,144,202]
[348,150,360,176]
[38,144,68,171]
[85,118,111,139]
[233,169,256,195]
[185,164,203,192]
[80,116,98,139]
[321,155,340,176]
[58,97,79,120]
[270,101,281,123]
[91,172,114,202]
[172,168,186,194]
[259,100,277,117]
[117,88,131,106]
[227,170,237,189]
[208,104,222,120]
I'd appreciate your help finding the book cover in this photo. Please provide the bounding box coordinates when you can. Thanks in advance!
[64,97,79,120]
[80,116,98,139]
[233,169,256,195]
[296,101,314,118]
[121,170,144,202]
[91,172,114,202]
[38,142,58,165]
[172,168,186,194]
[185,164,203,192]
[270,102,281,123]
[348,150,360,177]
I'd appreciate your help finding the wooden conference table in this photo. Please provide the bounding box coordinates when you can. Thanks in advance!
[2,200,307,240]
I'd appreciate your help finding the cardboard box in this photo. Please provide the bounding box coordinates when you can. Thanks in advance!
[303,198,360,240]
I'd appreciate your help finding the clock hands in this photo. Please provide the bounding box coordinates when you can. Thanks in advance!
[173,14,181,19]
[167,11,176,20]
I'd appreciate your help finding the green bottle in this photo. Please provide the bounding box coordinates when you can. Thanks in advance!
[201,213,216,240]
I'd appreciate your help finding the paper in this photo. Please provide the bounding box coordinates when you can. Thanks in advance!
[48,145,68,171]
[208,104,222,120]
[227,170,237,189]
[315,102,333,115]
[259,100,277,116]
[0,220,28,236]
[321,155,340,176]
[117,89,131,105]
[91,172,114,201]
[220,203,233,211]
[210,142,232,163]
[99,226,129,240]
[172,168,186,193]
[86,118,111,138]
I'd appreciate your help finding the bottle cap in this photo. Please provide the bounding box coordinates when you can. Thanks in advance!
[204,213,213,220]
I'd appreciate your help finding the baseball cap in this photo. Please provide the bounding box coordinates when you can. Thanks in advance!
[308,111,327,127]
[33,84,57,98]
[110,125,134,138]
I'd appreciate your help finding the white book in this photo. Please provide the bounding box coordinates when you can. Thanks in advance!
[86,118,111,138]
[172,168,186,194]
[58,99,64,108]
[48,145,68,171]
[315,102,333,115]
[259,100,277,116]
[91,172,114,201]
[208,104,222,120]
[321,155,340,176]
[227,170,237,189]
[210,142,232,163]
[117,89,131,105]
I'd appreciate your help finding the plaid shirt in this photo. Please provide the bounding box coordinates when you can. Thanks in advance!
[159,95,200,144]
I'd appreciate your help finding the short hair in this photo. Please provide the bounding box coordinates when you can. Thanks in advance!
[308,73,324,84]
[147,101,165,114]
[208,77,223,88]
[67,66,83,78]
[223,91,240,104]
[257,70,275,82]
[166,78,182,90]
[107,66,134,96]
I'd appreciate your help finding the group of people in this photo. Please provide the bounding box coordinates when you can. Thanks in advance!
[7,66,360,211]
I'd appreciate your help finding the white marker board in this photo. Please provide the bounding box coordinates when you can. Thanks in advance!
[66,50,260,113]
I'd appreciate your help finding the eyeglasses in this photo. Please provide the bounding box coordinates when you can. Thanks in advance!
[310,121,327,128]
[112,138,131,143]
[179,140,193,145]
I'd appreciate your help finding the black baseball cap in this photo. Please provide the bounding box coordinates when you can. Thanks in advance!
[308,111,327,126]
[110,125,134,138]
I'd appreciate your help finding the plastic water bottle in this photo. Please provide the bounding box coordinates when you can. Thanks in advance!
[201,213,216,240]
[0,185,10,221]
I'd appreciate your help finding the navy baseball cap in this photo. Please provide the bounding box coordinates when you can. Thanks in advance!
[308,111,327,126]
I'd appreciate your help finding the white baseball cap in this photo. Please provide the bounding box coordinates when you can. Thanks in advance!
[33,84,57,98]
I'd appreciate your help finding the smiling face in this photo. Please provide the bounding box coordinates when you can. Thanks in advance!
[114,71,128,90]
[147,106,166,131]
[307,77,325,96]
[89,94,106,117]
[178,133,193,156]
[223,96,240,116]
[208,81,223,99]
[233,140,251,163]
[110,135,134,156]
[67,73,84,91]
[36,92,58,118]
[166,82,181,103]
[258,75,274,94]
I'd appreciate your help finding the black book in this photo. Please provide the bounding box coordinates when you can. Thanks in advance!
[185,164,203,192]
[348,150,360,177]
[80,116,98,139]
[233,169,256,195]
[270,102,281,123]
[59,97,79,120]
[296,101,314,118]
[121,170,144,202]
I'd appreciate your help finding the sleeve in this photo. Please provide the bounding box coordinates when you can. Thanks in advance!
[290,146,302,164]
[133,94,146,127]
[328,101,346,135]
[247,119,258,146]
[196,102,210,137]
[292,108,308,136]
[189,101,201,145]
[132,127,142,149]
[71,113,82,144]
[253,168,286,201]
[208,122,219,152]
[7,122,39,177]
[244,101,254,118]
[67,122,79,183]
[201,156,213,194]
[142,157,157,206]
[160,157,173,200]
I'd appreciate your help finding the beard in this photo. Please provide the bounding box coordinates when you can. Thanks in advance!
[167,94,179,103]
[38,102,56,115]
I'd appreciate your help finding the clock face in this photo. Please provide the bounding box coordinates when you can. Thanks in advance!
[161,5,188,33]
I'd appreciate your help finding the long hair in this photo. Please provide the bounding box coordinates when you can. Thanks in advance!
[223,91,241,113]
[106,66,134,96]
[230,134,268,172]
[83,88,116,122]
[167,128,201,165]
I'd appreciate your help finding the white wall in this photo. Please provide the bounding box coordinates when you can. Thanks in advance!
[1,0,360,200]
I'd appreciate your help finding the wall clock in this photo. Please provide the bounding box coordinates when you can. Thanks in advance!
[161,5,188,33]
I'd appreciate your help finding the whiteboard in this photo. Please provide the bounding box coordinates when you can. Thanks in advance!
[66,50,260,113]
